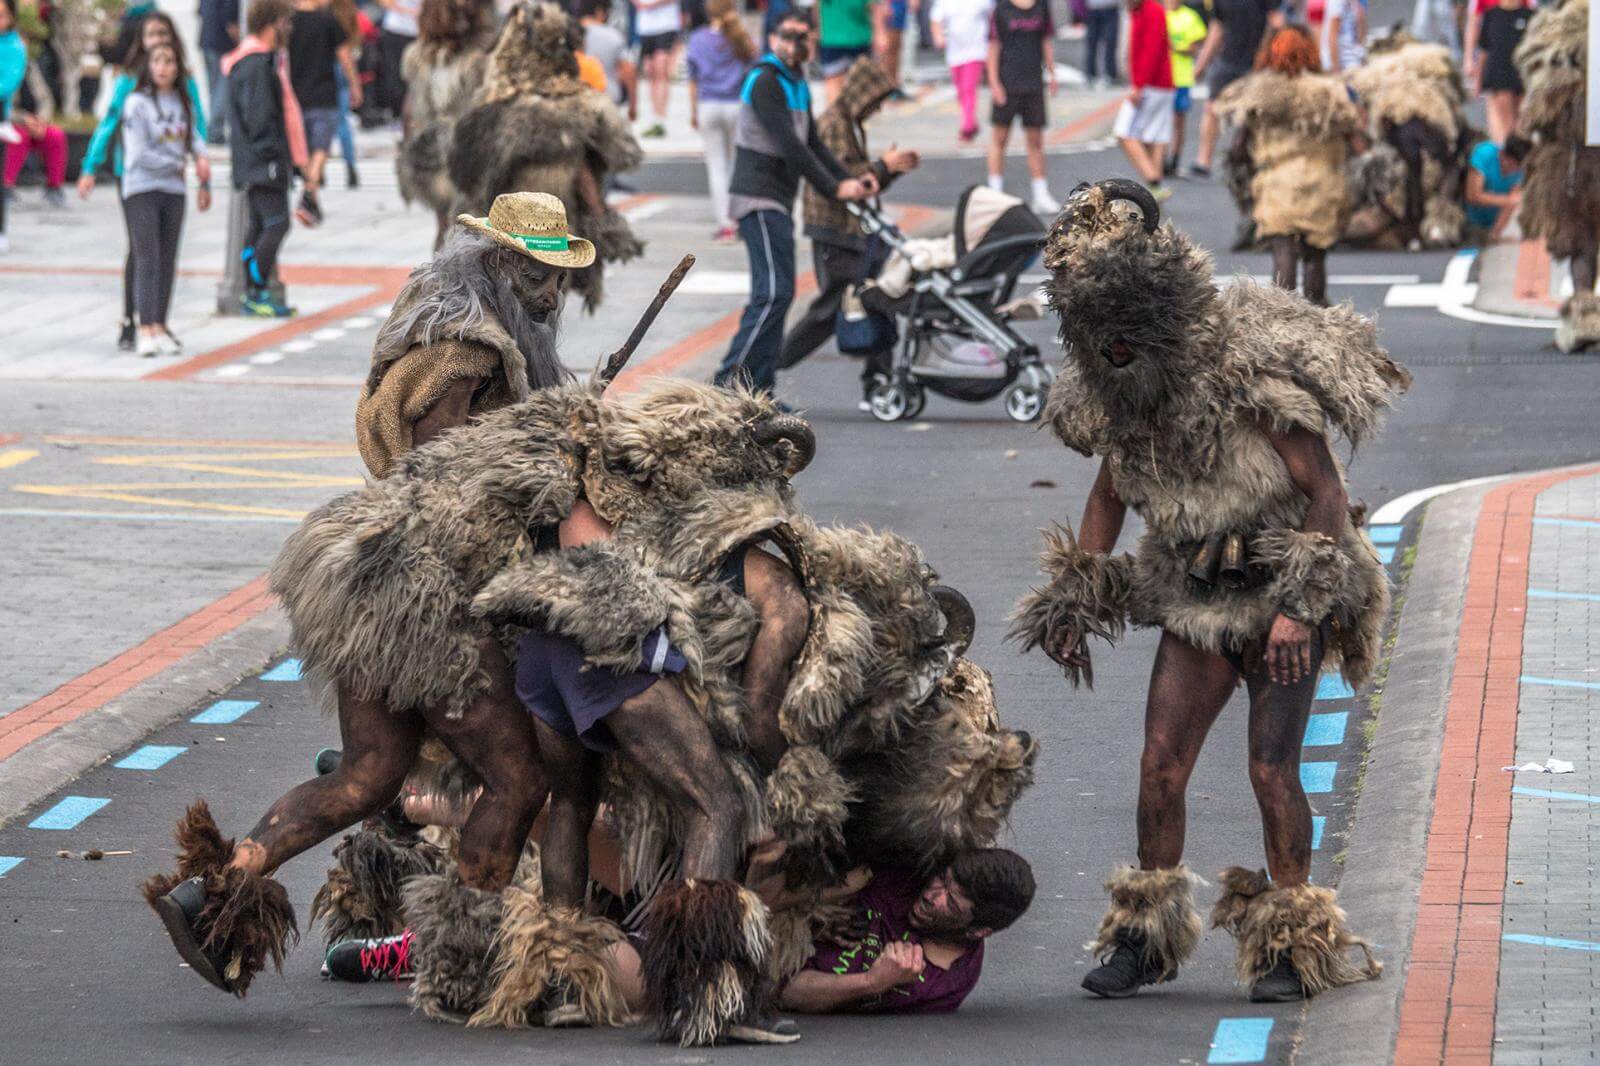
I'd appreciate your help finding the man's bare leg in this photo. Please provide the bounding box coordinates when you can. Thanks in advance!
[740,548,809,773]
[1241,626,1325,887]
[535,719,601,907]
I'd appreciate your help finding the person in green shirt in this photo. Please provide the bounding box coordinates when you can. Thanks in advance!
[1164,0,1206,175]
[819,0,874,102]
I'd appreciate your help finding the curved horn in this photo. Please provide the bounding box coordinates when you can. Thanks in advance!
[1063,177,1161,235]
[751,414,816,476]
[931,585,976,659]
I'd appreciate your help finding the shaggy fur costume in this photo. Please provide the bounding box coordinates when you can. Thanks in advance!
[1211,866,1381,992]
[404,870,506,1022]
[1213,71,1363,249]
[470,889,631,1028]
[447,1,644,311]
[1017,183,1410,686]
[1009,523,1135,687]
[142,801,299,997]
[639,879,773,1046]
[309,826,449,945]
[1556,292,1600,354]
[1087,865,1203,978]
[396,24,493,243]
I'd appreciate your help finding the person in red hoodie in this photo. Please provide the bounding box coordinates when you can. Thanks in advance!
[1113,0,1175,200]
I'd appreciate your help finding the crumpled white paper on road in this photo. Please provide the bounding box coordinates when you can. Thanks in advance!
[1502,758,1576,774]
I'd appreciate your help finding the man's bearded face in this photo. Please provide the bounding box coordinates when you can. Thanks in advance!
[909,870,981,941]
[508,258,566,323]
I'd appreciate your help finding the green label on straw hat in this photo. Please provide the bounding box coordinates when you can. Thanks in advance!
[516,233,570,252]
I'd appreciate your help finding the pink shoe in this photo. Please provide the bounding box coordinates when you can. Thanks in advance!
[713,225,737,243]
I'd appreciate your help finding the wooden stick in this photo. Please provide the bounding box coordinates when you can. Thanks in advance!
[595,253,696,387]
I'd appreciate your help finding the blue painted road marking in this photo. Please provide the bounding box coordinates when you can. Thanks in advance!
[1527,588,1600,603]
[114,745,187,770]
[1209,1018,1275,1064]
[1301,762,1337,793]
[1532,517,1600,530]
[1312,816,1325,850]
[1513,786,1600,804]
[1504,933,1600,953]
[1376,546,1396,564]
[28,796,111,830]
[261,659,303,681]
[1367,524,1403,545]
[191,699,259,724]
[0,857,24,877]
[1303,712,1348,747]
[1520,675,1600,692]
[1316,676,1355,700]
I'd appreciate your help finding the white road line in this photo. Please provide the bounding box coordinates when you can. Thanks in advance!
[283,339,317,353]
[342,316,375,329]
[1371,474,1513,524]
[248,351,285,364]
[624,199,672,223]
[312,328,347,342]
[212,364,252,378]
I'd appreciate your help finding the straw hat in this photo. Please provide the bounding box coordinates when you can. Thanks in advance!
[456,191,596,268]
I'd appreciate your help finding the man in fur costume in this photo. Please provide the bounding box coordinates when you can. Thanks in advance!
[1213,25,1364,304]
[448,0,644,311]
[1010,179,1405,1003]
[396,0,497,249]
[1342,32,1473,250]
[1513,0,1600,352]
[356,190,585,480]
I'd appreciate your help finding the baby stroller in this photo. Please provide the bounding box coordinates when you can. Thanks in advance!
[850,186,1053,423]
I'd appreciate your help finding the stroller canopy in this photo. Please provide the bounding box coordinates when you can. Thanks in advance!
[954,185,1047,259]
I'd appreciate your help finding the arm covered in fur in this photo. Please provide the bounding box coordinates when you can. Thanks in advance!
[470,542,700,672]
[1007,523,1134,687]
[1255,528,1351,626]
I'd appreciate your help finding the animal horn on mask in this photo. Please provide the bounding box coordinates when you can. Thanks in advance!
[931,585,976,658]
[1062,178,1161,235]
[750,414,816,477]
[594,254,697,388]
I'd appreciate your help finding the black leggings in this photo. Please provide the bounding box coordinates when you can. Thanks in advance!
[124,191,186,327]
[1268,235,1328,306]
[242,185,290,290]
[120,195,134,321]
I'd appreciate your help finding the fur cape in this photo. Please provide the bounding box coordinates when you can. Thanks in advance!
[447,1,645,310]
[1515,0,1600,260]
[1012,184,1411,687]
[1213,71,1363,248]
[395,39,490,229]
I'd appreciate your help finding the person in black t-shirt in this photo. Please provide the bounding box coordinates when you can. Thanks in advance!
[1473,0,1530,144]
[288,0,362,225]
[1187,0,1281,176]
[985,0,1060,214]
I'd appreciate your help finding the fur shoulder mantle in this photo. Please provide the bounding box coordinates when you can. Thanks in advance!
[365,275,529,398]
[1346,43,1465,141]
[1213,70,1363,140]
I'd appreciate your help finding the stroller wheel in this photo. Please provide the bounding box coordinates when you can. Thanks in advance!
[1004,382,1045,423]
[904,385,927,419]
[869,380,914,422]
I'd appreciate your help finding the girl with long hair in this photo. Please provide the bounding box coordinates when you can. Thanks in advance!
[1213,24,1363,304]
[117,42,212,356]
[685,0,755,240]
[78,12,208,351]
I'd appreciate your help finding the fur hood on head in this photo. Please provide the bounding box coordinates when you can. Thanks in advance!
[1346,40,1466,141]
[478,0,587,103]
[1213,69,1364,141]
[1042,182,1223,431]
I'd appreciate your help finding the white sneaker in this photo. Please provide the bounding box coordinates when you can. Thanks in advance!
[1030,190,1061,216]
[155,332,181,356]
[0,121,19,145]
[0,233,9,254]
[137,333,159,358]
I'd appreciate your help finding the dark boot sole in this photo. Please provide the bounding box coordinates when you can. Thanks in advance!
[723,1026,802,1045]
[153,893,231,994]
[1082,978,1142,999]
[1249,986,1309,1003]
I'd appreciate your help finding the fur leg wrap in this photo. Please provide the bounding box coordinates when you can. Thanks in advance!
[141,800,298,997]
[1088,865,1203,980]
[1556,292,1600,354]
[404,871,505,1023]
[1256,529,1351,627]
[1211,867,1382,993]
[309,826,449,946]
[763,745,854,884]
[639,879,774,1047]
[1008,523,1134,687]
[468,889,632,1029]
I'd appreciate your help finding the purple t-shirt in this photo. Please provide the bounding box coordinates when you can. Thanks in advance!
[685,26,748,102]
[802,867,985,1014]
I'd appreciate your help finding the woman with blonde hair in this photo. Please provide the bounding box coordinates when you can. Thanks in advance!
[686,0,756,240]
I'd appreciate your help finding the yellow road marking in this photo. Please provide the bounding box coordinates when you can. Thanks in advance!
[16,478,358,493]
[12,486,309,518]
[43,435,354,450]
[0,448,40,469]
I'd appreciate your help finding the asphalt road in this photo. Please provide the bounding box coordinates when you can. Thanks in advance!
[2,110,1597,1066]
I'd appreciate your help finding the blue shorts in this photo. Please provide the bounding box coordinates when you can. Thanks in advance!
[1173,87,1192,114]
[515,627,686,753]
[887,0,910,30]
[818,44,872,77]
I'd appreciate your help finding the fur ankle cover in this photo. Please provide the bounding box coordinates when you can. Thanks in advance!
[1088,865,1202,979]
[639,879,773,1046]
[1556,292,1600,354]
[468,889,632,1029]
[310,826,448,946]
[1008,523,1134,687]
[1256,529,1351,627]
[141,800,299,997]
[404,871,505,1022]
[1211,866,1382,993]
